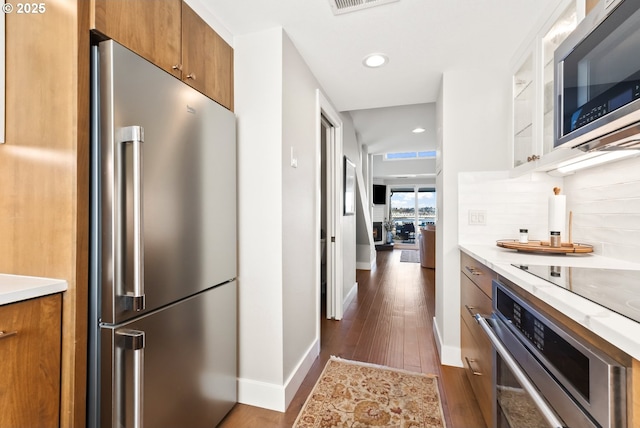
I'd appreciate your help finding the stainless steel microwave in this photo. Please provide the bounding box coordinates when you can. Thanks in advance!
[555,0,640,152]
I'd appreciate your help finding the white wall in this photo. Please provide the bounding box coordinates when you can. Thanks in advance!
[235,26,360,412]
[281,31,323,400]
[235,27,286,409]
[435,68,511,366]
[372,155,436,178]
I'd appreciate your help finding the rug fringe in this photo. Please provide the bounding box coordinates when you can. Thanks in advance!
[328,355,439,379]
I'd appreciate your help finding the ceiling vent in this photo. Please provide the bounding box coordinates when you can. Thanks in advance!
[328,0,400,15]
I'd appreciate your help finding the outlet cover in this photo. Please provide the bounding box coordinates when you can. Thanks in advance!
[468,210,487,225]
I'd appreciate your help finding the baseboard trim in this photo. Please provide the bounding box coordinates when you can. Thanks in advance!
[356,244,376,270]
[238,338,320,412]
[237,376,286,412]
[356,261,372,270]
[432,316,463,367]
[284,338,320,409]
[432,316,443,357]
[343,281,357,310]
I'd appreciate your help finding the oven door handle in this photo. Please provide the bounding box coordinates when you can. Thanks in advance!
[475,314,566,428]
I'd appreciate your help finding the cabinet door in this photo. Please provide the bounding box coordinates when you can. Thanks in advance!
[0,295,62,428]
[512,49,535,168]
[461,319,493,428]
[510,0,587,172]
[92,0,182,78]
[460,271,493,427]
[182,3,234,110]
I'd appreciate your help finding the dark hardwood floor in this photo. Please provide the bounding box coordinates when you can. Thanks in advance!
[218,249,486,427]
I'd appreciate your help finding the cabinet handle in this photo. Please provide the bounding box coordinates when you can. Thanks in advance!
[465,266,482,276]
[0,330,18,340]
[186,73,196,81]
[465,357,483,376]
[464,304,476,317]
[527,154,540,162]
[172,64,183,71]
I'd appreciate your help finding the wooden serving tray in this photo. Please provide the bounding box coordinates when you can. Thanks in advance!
[496,240,593,254]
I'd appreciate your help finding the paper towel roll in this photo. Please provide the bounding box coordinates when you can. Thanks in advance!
[548,194,566,240]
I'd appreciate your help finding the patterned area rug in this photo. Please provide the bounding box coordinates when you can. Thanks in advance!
[293,357,446,428]
[400,250,420,263]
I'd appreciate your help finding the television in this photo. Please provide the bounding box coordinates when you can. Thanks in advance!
[372,184,386,205]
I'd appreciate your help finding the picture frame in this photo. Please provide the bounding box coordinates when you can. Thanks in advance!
[343,156,356,215]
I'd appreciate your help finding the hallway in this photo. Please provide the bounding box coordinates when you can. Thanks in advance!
[219,250,485,427]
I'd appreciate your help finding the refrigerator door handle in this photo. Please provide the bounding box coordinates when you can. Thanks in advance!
[116,329,146,428]
[117,126,146,312]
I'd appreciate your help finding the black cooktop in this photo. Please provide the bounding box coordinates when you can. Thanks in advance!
[512,264,640,324]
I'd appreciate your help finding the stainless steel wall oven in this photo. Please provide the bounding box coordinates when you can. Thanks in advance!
[476,279,626,428]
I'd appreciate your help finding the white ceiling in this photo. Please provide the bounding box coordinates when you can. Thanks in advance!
[200,0,559,154]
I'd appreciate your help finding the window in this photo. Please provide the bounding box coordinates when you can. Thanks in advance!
[417,188,436,228]
[384,151,436,161]
[388,187,436,244]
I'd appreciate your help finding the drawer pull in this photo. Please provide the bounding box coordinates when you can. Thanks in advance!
[0,330,18,340]
[465,266,482,276]
[465,304,476,317]
[465,357,483,376]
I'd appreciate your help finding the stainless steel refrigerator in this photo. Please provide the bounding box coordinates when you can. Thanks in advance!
[88,39,237,428]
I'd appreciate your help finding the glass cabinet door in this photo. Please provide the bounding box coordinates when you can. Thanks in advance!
[510,0,588,171]
[513,52,534,167]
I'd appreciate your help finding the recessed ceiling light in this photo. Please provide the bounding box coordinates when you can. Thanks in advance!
[363,53,388,68]
[412,127,426,133]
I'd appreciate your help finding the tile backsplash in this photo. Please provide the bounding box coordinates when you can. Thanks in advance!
[459,156,640,264]
[458,171,562,244]
[563,156,640,264]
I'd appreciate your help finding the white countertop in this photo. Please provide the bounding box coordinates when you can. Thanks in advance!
[0,274,67,306]
[459,243,640,360]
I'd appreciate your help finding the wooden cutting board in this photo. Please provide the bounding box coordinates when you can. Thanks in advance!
[496,240,593,254]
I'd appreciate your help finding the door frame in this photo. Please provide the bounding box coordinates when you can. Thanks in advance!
[316,89,343,321]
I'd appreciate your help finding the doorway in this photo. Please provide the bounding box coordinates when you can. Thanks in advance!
[317,90,343,321]
[320,116,330,316]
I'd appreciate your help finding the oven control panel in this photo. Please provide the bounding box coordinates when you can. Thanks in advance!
[508,302,545,352]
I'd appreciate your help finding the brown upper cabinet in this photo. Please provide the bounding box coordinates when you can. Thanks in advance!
[91,0,234,110]
[91,0,183,78]
[182,3,234,111]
